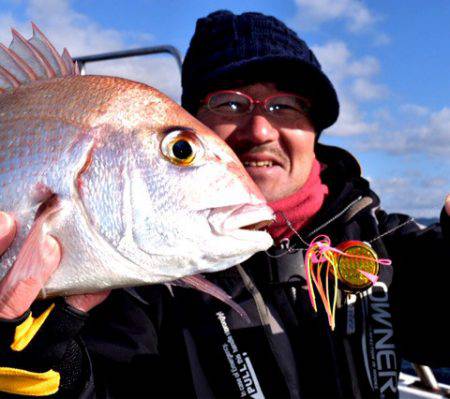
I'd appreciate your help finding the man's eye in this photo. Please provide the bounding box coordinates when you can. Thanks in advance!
[268,103,299,114]
[268,100,309,117]
[215,101,245,112]
[269,103,292,111]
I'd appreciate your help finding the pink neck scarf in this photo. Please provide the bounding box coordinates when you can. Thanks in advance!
[267,159,329,243]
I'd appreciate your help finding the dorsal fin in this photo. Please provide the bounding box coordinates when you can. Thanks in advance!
[62,48,78,76]
[0,23,79,92]
[10,28,56,78]
[29,23,67,76]
[0,43,37,82]
[0,65,20,90]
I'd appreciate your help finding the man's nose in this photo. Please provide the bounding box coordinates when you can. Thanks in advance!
[238,111,279,143]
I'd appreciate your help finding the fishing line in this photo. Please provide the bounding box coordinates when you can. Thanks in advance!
[263,210,413,329]
[263,211,309,258]
[369,218,415,243]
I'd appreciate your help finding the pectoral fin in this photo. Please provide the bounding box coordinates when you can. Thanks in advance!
[0,198,61,317]
[177,275,249,322]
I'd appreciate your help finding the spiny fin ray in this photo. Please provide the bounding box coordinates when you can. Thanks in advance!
[29,23,67,76]
[10,28,54,78]
[0,65,20,89]
[0,23,79,92]
[62,48,77,76]
[0,43,36,83]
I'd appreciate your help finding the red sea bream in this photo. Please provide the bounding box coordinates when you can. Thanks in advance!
[0,25,273,301]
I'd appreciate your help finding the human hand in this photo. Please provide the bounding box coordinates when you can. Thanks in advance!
[0,211,16,254]
[0,212,61,319]
[0,211,109,319]
[0,211,109,397]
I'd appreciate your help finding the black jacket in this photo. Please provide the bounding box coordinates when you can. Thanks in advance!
[0,145,442,398]
[74,145,450,398]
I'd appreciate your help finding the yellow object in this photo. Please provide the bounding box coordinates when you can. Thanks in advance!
[336,241,379,290]
[305,243,339,330]
[11,303,55,352]
[305,237,383,330]
[0,367,60,396]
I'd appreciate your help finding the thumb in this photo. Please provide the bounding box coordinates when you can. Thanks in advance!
[445,194,450,216]
[0,235,61,319]
[0,212,16,255]
[65,290,111,313]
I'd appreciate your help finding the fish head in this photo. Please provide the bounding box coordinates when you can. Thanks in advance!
[109,86,274,279]
[0,15,273,296]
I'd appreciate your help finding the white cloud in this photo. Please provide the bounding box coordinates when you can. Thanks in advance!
[312,42,382,85]
[24,0,124,54]
[0,0,181,100]
[312,41,350,83]
[292,0,390,47]
[422,107,450,155]
[347,56,380,77]
[357,107,450,156]
[85,57,181,102]
[400,104,430,117]
[351,78,387,101]
[370,173,449,218]
[0,13,27,42]
[429,107,450,132]
[293,0,377,32]
[329,97,378,136]
[373,33,391,46]
[372,108,394,123]
[313,41,385,135]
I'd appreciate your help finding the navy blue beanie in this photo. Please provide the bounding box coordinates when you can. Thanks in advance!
[182,10,339,133]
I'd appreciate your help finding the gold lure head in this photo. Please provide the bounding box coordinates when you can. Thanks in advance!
[335,241,379,291]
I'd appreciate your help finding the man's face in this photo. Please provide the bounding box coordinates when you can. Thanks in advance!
[196,83,316,202]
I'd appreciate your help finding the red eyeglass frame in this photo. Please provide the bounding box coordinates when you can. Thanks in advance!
[200,90,311,115]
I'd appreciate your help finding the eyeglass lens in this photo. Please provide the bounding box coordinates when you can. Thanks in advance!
[207,92,308,119]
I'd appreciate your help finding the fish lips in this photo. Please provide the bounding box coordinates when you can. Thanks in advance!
[208,203,275,243]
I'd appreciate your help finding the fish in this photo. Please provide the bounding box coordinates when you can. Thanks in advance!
[0,24,274,311]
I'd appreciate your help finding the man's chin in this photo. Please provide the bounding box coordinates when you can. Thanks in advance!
[244,166,289,201]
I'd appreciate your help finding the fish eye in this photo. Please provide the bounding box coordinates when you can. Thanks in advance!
[160,129,205,167]
[172,139,193,160]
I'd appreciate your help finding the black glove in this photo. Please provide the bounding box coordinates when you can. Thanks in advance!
[441,206,450,240]
[0,298,89,398]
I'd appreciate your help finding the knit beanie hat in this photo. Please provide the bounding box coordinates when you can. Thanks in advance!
[182,10,339,133]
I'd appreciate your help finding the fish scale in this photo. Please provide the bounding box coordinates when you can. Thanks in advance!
[80,134,128,248]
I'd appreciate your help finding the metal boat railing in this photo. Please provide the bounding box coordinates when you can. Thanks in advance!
[399,365,450,398]
[74,45,182,75]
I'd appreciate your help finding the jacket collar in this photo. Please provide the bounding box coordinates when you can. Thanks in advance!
[284,144,380,243]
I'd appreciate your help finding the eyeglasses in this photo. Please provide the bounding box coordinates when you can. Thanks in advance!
[201,90,310,120]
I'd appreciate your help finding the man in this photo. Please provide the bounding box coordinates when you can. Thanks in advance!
[0,10,449,398]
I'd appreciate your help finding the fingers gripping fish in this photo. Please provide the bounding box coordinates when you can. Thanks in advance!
[0,24,274,315]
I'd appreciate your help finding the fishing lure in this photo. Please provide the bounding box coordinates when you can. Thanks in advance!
[304,235,391,330]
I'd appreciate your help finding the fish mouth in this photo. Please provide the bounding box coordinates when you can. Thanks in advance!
[208,203,275,238]
[241,219,273,231]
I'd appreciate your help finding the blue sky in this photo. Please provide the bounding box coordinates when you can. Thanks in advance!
[1,0,448,217]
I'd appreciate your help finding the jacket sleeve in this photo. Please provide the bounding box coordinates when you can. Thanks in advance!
[0,286,172,398]
[78,286,175,398]
[377,207,450,367]
[0,299,92,398]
